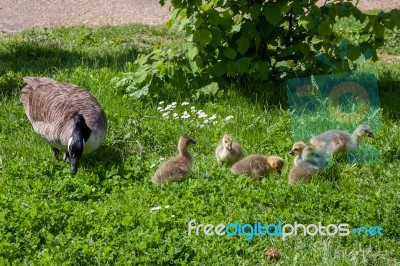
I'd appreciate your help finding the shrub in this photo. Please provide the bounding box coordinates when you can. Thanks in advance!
[115,0,400,99]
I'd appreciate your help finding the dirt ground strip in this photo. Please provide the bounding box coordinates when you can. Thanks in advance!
[0,0,399,33]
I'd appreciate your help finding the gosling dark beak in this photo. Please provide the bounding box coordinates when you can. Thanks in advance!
[227,144,232,150]
[368,132,374,138]
[289,150,294,155]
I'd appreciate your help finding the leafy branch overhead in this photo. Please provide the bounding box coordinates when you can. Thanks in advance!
[117,0,400,99]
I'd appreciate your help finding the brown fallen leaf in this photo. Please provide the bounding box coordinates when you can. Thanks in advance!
[263,247,282,259]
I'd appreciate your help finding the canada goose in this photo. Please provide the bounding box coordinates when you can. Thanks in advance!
[152,134,195,185]
[231,155,284,181]
[215,134,243,165]
[288,146,326,184]
[310,124,374,156]
[21,77,107,174]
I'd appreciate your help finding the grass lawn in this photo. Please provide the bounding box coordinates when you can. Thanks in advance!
[0,22,400,264]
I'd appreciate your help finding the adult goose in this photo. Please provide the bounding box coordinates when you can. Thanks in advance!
[21,77,108,174]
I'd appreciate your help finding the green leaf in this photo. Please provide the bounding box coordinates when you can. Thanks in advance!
[234,57,251,74]
[252,61,271,81]
[241,22,256,40]
[346,45,362,61]
[236,36,250,55]
[264,3,282,25]
[275,60,289,70]
[209,27,222,48]
[299,16,312,30]
[223,47,237,59]
[373,24,385,40]
[226,60,236,76]
[188,47,199,60]
[129,84,150,99]
[212,61,226,77]
[281,1,294,14]
[193,29,212,46]
[189,55,203,72]
[250,4,262,19]
[317,21,331,37]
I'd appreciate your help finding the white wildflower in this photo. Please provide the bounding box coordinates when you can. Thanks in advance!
[209,114,217,120]
[157,107,163,111]
[171,215,176,218]
[159,101,164,105]
[181,102,189,106]
[225,115,234,121]
[164,104,173,111]
[171,102,177,106]
[181,111,190,119]
[204,119,209,124]
[165,205,170,209]
[190,106,196,110]
[150,206,162,212]
[197,110,207,118]
[162,112,170,117]
[173,113,178,117]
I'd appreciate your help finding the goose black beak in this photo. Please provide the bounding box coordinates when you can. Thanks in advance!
[368,132,374,138]
[289,150,294,155]
[70,160,78,175]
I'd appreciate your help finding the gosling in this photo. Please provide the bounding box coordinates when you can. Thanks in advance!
[152,134,195,185]
[289,141,307,166]
[288,146,326,184]
[231,155,284,181]
[310,124,374,156]
[215,134,243,165]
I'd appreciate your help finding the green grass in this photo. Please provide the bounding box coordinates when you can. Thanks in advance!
[0,23,400,265]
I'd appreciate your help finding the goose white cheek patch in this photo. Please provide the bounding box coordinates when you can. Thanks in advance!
[68,137,73,151]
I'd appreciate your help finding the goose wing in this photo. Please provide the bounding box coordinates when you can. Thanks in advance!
[21,77,107,146]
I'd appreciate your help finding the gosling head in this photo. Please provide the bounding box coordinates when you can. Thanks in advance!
[222,134,234,150]
[67,114,92,174]
[267,156,285,174]
[356,124,374,138]
[301,146,325,167]
[178,134,196,151]
[289,141,307,155]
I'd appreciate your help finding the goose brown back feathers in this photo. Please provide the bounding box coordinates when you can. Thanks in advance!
[21,77,107,153]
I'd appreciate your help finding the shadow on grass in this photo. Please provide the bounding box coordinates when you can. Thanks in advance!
[377,71,400,121]
[0,41,137,97]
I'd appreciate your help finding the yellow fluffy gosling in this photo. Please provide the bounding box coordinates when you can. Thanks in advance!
[151,134,195,185]
[215,134,243,165]
[231,155,284,181]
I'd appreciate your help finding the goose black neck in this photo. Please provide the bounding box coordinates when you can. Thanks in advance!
[73,114,92,141]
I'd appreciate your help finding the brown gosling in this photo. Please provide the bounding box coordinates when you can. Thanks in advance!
[215,134,243,165]
[231,155,284,181]
[151,135,195,185]
[310,124,374,156]
[288,146,326,184]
